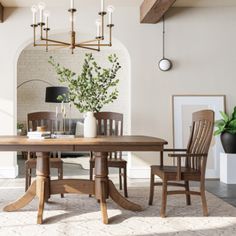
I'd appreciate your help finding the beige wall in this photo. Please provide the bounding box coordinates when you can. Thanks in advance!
[0,5,236,177]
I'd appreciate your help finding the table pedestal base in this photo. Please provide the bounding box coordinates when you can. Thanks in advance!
[3,151,142,224]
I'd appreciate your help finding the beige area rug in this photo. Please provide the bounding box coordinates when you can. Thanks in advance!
[0,186,236,236]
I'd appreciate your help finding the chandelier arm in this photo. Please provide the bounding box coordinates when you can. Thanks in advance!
[40,38,71,46]
[34,44,68,47]
[77,43,111,47]
[98,40,101,51]
[102,14,105,39]
[46,30,49,52]
[78,39,100,44]
[76,45,100,51]
[108,25,114,46]
[33,26,37,46]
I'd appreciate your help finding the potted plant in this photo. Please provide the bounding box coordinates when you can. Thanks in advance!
[17,123,24,136]
[49,53,121,137]
[214,107,236,153]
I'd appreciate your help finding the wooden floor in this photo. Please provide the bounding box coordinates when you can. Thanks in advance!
[1,157,235,208]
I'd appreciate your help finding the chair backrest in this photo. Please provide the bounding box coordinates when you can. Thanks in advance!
[185,110,214,173]
[94,112,123,159]
[27,111,60,132]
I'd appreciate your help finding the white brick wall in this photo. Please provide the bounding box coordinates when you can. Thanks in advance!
[17,48,130,134]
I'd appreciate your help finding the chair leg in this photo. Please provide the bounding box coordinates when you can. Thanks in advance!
[25,165,29,192]
[28,168,32,188]
[148,170,155,206]
[200,183,208,216]
[119,167,123,190]
[185,181,191,205]
[58,165,64,198]
[89,161,93,197]
[160,179,167,218]
[123,166,128,198]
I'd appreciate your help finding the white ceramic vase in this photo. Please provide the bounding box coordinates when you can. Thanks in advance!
[83,112,97,138]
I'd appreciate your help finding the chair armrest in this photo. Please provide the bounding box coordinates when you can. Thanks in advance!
[168,153,207,181]
[163,148,187,152]
[159,149,187,167]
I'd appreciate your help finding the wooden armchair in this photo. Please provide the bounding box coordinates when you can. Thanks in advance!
[89,112,128,197]
[25,112,64,198]
[149,110,214,217]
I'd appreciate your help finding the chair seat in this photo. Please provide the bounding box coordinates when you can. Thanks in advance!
[90,158,126,168]
[25,158,63,169]
[151,165,201,181]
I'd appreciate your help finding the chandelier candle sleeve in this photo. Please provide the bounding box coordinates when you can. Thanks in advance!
[38,2,46,23]
[107,6,114,25]
[96,19,101,38]
[101,0,105,12]
[44,10,50,28]
[70,0,74,9]
[31,5,38,25]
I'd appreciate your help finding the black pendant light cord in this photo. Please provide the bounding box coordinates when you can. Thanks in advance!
[162,15,165,59]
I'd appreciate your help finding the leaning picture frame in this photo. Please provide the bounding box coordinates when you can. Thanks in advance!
[172,95,226,178]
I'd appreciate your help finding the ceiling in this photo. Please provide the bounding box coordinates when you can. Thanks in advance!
[1,0,236,7]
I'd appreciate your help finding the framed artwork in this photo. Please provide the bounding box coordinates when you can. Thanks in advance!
[172,95,226,178]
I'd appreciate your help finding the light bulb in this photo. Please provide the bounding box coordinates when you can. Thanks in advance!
[107,5,115,13]
[38,2,46,10]
[158,58,172,71]
[31,5,38,13]
[44,10,50,18]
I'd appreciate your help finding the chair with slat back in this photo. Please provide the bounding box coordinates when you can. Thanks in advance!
[25,111,64,198]
[89,112,128,197]
[149,110,214,217]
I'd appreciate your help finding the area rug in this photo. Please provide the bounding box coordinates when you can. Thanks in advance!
[0,186,236,236]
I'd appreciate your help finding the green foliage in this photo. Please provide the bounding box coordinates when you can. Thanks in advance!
[214,107,236,135]
[49,53,121,113]
[17,123,24,130]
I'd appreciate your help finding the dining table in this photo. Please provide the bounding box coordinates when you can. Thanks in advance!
[0,135,168,224]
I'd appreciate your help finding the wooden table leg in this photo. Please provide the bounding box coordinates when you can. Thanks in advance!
[109,180,142,211]
[36,152,50,224]
[94,152,109,224]
[3,180,36,212]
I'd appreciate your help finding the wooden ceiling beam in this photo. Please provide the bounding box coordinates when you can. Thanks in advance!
[0,3,4,23]
[140,0,176,24]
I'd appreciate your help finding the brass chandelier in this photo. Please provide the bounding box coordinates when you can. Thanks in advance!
[30,0,115,54]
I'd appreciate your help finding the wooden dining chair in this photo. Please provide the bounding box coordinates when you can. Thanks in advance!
[25,111,64,197]
[89,112,128,197]
[149,110,214,217]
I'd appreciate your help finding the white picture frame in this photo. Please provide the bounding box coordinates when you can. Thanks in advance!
[172,95,226,178]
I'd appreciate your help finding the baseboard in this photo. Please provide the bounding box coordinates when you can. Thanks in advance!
[206,169,219,179]
[127,166,150,179]
[0,165,18,178]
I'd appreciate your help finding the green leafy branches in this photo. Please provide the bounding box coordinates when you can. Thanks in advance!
[214,107,236,136]
[49,53,121,113]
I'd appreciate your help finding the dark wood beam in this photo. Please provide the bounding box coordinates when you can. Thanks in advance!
[0,3,4,23]
[140,0,176,24]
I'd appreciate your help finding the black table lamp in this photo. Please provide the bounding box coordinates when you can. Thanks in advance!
[45,86,69,103]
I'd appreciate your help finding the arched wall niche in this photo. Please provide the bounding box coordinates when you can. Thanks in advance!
[16,31,131,135]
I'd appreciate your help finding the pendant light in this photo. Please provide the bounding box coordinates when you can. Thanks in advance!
[159,15,172,71]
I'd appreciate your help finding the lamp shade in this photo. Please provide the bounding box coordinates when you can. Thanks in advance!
[45,86,69,103]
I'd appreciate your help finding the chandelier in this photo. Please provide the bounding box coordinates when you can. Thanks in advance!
[30,0,115,54]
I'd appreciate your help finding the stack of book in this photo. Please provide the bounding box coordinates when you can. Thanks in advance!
[27,131,51,139]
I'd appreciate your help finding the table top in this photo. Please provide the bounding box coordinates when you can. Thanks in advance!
[0,135,168,152]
